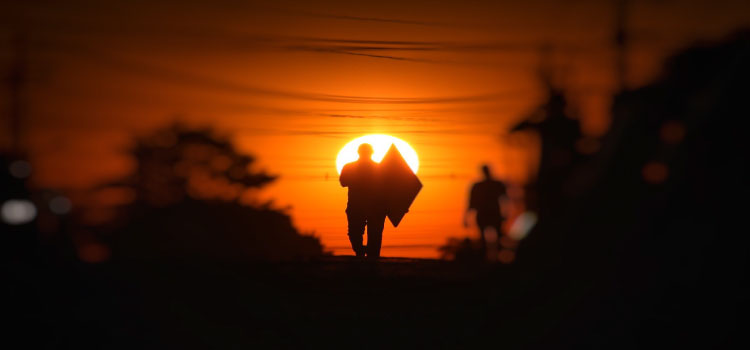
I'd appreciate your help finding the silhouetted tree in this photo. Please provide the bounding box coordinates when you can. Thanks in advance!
[124,124,275,207]
[513,30,750,345]
[107,123,324,261]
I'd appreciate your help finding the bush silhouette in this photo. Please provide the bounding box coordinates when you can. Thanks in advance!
[107,123,323,261]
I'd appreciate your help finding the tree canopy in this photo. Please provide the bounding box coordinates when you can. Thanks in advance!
[108,123,323,261]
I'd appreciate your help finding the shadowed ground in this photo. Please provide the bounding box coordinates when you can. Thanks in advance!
[9,255,688,349]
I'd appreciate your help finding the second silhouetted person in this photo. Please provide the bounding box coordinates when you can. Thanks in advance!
[465,164,507,254]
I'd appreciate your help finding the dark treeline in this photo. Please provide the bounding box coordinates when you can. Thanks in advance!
[512,29,749,346]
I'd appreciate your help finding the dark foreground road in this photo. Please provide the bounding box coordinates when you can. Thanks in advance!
[7,256,744,349]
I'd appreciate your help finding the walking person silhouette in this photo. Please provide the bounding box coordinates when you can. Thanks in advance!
[340,143,387,259]
[464,164,507,256]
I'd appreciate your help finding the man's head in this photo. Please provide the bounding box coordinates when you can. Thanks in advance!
[358,143,374,160]
[481,164,492,179]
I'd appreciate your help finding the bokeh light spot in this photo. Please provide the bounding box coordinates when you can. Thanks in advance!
[49,196,72,215]
[9,160,32,179]
[660,121,686,145]
[508,211,537,240]
[1,199,37,225]
[498,249,516,264]
[499,235,518,249]
[642,162,669,184]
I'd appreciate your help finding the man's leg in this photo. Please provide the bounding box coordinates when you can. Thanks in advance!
[476,221,488,257]
[365,213,386,259]
[477,218,502,260]
[347,210,366,257]
[488,222,503,261]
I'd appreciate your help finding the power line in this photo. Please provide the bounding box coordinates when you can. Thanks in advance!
[40,40,536,105]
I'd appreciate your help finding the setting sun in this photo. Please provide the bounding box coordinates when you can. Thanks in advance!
[336,134,420,175]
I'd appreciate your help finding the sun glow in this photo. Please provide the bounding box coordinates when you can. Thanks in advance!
[336,134,419,174]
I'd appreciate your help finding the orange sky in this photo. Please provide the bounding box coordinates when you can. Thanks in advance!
[2,0,749,257]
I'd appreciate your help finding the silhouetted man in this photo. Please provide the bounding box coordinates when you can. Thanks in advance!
[340,143,387,259]
[465,164,507,253]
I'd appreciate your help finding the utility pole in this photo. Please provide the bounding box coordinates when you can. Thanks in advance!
[7,33,27,156]
[614,0,628,91]
[537,42,554,89]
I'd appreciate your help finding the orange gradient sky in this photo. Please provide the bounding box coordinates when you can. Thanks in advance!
[2,0,749,257]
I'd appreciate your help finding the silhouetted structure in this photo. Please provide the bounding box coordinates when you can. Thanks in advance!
[511,84,586,217]
[464,164,506,256]
[104,124,323,261]
[340,143,387,258]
